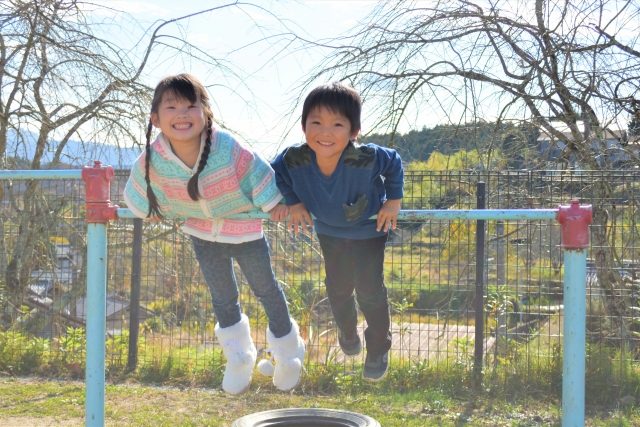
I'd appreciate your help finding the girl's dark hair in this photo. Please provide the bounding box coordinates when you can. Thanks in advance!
[144,74,214,219]
[301,82,362,134]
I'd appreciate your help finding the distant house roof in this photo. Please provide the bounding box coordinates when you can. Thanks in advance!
[27,295,54,308]
[537,121,637,144]
[73,292,152,321]
[28,279,54,297]
[30,268,75,285]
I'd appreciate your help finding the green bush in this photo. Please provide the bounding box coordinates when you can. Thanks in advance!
[1,328,639,407]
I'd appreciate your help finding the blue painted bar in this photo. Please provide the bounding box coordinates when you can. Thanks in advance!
[115,209,139,219]
[382,209,558,221]
[86,224,107,427]
[562,249,587,427]
[0,170,83,180]
[116,208,558,221]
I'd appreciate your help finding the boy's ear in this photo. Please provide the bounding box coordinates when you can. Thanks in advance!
[301,123,306,133]
[351,128,360,140]
[150,112,160,128]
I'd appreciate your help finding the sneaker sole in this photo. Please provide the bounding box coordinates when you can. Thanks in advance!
[341,342,362,357]
[362,366,388,383]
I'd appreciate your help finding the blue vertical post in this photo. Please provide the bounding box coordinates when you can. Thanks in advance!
[83,161,118,427]
[85,224,107,426]
[557,199,592,427]
[562,249,587,427]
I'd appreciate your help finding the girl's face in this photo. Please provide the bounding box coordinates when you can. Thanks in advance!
[151,92,206,147]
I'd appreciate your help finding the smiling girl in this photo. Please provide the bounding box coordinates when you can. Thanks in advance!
[123,74,305,395]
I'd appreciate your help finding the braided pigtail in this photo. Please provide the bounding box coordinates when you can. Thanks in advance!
[144,120,164,219]
[187,115,213,201]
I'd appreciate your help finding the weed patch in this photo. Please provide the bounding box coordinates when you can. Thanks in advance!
[2,329,639,410]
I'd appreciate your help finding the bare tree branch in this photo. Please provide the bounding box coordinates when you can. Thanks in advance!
[293,0,640,337]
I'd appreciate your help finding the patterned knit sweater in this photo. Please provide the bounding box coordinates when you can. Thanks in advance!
[123,127,283,243]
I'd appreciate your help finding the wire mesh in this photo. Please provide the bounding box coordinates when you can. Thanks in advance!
[1,169,638,382]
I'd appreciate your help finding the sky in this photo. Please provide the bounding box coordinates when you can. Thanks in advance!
[95,0,378,158]
[91,0,639,160]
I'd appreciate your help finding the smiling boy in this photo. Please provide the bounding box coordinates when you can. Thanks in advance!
[271,82,404,381]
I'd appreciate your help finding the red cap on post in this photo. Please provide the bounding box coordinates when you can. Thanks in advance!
[557,199,592,249]
[82,160,119,223]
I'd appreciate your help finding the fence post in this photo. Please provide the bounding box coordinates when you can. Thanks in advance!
[474,182,486,378]
[82,161,118,427]
[495,218,507,360]
[557,199,592,427]
[128,218,143,371]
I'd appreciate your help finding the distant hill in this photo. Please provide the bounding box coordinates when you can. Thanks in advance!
[360,121,536,163]
[6,129,141,169]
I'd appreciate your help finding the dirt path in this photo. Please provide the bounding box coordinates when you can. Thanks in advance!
[0,416,83,426]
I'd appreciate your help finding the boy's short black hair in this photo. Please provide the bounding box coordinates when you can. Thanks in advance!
[301,82,361,134]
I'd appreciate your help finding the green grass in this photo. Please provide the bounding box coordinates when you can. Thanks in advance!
[2,328,640,425]
[0,376,638,426]
[2,327,640,425]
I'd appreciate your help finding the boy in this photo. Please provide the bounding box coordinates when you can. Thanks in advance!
[271,82,404,382]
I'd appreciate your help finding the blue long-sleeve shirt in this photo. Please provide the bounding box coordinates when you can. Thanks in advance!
[271,141,404,239]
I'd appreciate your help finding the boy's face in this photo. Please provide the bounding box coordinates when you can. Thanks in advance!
[303,106,360,163]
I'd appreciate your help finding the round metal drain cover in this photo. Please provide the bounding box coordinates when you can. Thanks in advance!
[231,408,381,427]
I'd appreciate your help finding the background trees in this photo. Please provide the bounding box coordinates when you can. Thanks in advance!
[0,0,267,329]
[302,0,640,337]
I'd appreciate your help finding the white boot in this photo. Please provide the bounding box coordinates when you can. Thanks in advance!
[263,318,305,391]
[214,314,256,395]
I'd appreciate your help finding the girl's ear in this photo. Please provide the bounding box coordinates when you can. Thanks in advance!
[150,112,160,128]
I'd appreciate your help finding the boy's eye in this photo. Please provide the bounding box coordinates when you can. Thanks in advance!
[334,123,344,127]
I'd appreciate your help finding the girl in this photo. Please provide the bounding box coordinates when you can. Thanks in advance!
[123,74,305,395]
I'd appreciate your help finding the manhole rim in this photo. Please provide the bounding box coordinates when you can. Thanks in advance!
[231,407,381,427]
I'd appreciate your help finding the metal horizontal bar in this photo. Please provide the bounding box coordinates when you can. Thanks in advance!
[116,208,558,221]
[397,209,558,221]
[0,170,83,180]
[116,209,141,219]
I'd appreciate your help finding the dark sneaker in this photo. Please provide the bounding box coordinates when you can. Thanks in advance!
[338,328,362,356]
[362,351,388,382]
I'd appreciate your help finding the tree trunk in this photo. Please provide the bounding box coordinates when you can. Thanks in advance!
[591,180,630,339]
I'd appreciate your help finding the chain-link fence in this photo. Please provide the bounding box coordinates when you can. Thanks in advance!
[1,169,639,382]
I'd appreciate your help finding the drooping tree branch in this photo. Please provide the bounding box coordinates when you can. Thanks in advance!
[293,0,640,337]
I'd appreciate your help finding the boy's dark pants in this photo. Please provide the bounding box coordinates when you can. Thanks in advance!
[317,233,392,356]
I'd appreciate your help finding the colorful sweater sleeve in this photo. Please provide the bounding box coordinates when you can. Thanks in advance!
[234,139,283,212]
[374,145,404,200]
[270,149,302,206]
[123,153,171,219]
